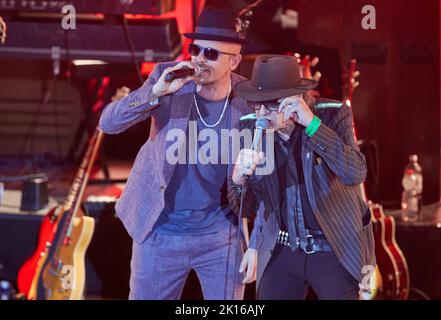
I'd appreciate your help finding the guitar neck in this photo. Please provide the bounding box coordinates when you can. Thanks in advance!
[62,127,104,238]
[343,59,358,105]
[342,59,368,201]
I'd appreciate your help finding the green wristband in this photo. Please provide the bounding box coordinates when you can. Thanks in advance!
[305,115,321,137]
[306,117,321,137]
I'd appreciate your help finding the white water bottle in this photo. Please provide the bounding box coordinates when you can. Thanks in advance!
[401,154,423,222]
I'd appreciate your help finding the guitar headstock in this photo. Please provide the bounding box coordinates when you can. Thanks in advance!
[236,0,264,40]
[294,53,321,82]
[291,53,321,99]
[0,16,6,44]
[342,59,360,106]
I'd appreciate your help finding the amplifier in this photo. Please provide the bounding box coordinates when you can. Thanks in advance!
[0,0,175,16]
[0,18,181,63]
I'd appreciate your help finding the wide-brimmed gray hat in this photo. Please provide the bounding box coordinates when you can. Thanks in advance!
[236,55,318,101]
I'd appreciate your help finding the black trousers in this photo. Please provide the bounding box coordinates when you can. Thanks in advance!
[258,244,359,300]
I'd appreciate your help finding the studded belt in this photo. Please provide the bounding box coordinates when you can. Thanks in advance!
[277,229,332,254]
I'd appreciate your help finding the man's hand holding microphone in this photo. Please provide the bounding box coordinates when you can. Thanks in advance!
[231,117,269,186]
[148,61,196,103]
[232,149,265,186]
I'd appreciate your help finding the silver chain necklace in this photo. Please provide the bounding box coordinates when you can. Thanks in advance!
[193,82,231,128]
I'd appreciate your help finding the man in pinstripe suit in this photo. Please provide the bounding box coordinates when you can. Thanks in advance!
[229,55,376,300]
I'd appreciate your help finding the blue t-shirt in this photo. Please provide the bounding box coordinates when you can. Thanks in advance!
[154,93,235,235]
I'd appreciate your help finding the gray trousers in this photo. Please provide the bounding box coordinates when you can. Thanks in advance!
[129,224,245,300]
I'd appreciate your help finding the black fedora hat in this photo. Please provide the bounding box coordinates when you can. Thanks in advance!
[184,7,245,44]
[235,55,318,101]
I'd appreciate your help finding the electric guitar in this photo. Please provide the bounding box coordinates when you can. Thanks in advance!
[343,59,410,300]
[27,127,103,300]
[18,86,129,299]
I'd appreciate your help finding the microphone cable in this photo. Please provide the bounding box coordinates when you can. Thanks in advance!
[231,176,249,300]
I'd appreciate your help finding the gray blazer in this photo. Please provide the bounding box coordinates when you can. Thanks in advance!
[99,62,254,244]
[229,101,376,291]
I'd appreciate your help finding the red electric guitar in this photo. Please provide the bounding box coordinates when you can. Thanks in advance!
[17,207,59,298]
[343,59,410,300]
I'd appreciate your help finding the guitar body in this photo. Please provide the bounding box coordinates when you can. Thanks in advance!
[17,207,58,298]
[29,210,95,300]
[370,203,410,299]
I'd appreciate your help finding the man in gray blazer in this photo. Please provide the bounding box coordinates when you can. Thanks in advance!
[230,55,376,299]
[99,8,257,300]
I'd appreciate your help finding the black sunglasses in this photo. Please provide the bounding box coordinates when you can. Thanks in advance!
[189,43,236,61]
[248,100,280,112]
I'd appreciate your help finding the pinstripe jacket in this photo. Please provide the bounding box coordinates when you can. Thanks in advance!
[228,101,376,291]
[99,62,254,244]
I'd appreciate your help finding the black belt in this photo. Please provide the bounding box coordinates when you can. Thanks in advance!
[277,229,333,254]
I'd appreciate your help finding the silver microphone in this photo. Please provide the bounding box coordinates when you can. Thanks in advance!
[251,117,269,150]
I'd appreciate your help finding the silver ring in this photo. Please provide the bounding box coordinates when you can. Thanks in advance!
[246,163,252,169]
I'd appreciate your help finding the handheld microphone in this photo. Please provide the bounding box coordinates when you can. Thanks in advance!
[164,67,195,82]
[242,117,269,182]
[242,118,269,190]
[251,117,269,150]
